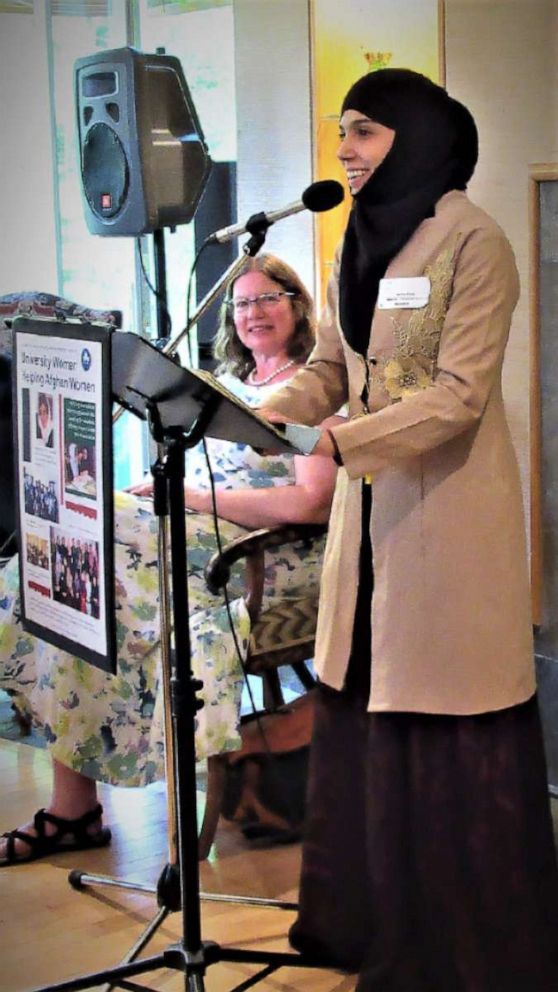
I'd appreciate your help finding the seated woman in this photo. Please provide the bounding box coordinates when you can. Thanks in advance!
[0,254,339,865]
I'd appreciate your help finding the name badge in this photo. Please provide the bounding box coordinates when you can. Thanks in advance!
[377,276,431,309]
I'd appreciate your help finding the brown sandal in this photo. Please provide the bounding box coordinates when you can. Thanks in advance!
[1,804,111,866]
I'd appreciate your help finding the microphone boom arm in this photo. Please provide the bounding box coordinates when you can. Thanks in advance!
[112,180,344,423]
[161,250,254,360]
[113,236,265,424]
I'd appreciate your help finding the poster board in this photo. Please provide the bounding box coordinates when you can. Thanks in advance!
[12,317,115,673]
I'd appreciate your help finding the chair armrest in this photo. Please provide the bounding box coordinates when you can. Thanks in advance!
[204,523,327,595]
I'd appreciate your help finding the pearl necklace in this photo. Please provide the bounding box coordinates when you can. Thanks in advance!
[247,359,295,386]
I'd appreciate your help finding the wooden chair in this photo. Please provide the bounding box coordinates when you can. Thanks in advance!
[197,521,326,858]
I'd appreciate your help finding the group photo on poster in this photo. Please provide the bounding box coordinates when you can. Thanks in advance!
[51,528,100,618]
[25,532,50,571]
[22,469,60,523]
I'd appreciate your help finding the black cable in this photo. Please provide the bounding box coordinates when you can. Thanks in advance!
[183,239,209,367]
[201,438,270,742]
[135,237,172,343]
[182,239,264,724]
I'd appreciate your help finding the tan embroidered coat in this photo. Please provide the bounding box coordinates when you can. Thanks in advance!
[268,190,535,715]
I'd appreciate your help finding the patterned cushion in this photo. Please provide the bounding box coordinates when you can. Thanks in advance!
[248,595,319,672]
[0,292,122,357]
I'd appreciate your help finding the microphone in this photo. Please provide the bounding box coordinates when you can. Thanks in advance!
[206,179,344,245]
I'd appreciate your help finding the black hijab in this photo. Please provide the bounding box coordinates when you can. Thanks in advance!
[338,69,479,355]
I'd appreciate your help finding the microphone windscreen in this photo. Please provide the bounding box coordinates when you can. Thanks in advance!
[301,179,344,213]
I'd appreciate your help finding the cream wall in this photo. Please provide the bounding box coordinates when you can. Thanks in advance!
[445,0,558,523]
[233,0,314,293]
[0,8,58,294]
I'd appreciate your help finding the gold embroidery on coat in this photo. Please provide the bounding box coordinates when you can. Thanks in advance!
[378,240,459,401]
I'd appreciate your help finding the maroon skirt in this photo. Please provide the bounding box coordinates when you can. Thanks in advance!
[289,684,558,991]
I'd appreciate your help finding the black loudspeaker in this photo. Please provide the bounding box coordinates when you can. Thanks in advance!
[75,46,212,237]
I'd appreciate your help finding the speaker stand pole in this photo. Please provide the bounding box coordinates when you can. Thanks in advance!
[153,228,170,347]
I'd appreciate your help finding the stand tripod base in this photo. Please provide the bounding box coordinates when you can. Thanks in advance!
[28,939,329,992]
[61,862,302,992]
[69,865,298,912]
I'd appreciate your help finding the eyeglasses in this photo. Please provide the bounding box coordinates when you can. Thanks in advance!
[226,291,295,314]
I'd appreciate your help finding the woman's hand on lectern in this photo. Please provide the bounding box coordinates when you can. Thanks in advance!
[126,477,154,497]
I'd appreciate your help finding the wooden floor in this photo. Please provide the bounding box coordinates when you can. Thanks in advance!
[0,738,355,992]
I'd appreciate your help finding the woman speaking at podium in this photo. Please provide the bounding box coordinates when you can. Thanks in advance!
[0,254,339,866]
[260,69,558,992]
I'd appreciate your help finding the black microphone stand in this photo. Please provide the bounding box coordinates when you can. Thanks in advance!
[28,229,330,992]
[28,370,328,992]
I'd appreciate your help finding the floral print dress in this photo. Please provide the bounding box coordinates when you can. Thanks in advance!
[0,373,325,787]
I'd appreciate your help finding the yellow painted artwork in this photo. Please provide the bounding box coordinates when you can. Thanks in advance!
[311,0,444,306]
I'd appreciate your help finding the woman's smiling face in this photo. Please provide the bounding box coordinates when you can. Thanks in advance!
[337,110,396,195]
[231,271,296,358]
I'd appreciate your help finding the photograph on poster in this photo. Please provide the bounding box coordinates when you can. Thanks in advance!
[51,527,100,619]
[23,468,60,523]
[64,397,97,500]
[35,391,55,448]
[25,533,50,571]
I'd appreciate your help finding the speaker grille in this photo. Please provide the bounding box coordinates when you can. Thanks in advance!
[75,47,211,235]
[82,123,130,219]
